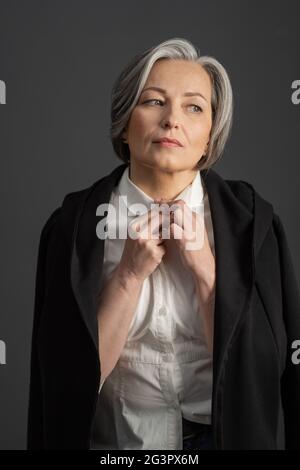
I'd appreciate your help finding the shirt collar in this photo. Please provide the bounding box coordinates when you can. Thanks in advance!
[116,166,204,216]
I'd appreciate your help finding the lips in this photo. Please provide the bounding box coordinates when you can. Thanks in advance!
[153,137,183,147]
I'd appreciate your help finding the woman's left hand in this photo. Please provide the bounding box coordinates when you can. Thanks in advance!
[158,198,216,287]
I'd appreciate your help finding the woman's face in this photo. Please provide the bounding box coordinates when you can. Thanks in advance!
[122,59,213,172]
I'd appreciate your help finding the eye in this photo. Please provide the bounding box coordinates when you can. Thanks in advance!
[142,99,202,113]
[188,104,203,113]
[143,99,164,106]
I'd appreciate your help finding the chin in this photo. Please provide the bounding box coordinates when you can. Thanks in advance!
[153,152,181,164]
[151,156,180,170]
[135,153,188,172]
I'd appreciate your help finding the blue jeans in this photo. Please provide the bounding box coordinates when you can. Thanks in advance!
[182,418,214,450]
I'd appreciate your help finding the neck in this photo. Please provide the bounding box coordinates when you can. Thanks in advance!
[128,162,198,201]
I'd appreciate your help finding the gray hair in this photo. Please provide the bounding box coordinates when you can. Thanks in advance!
[110,37,233,170]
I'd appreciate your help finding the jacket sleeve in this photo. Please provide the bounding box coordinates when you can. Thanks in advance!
[26,208,61,450]
[273,213,300,449]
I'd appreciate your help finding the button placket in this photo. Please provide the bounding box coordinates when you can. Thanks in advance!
[153,267,166,339]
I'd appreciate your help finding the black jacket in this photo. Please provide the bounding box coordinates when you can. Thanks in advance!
[27,163,300,450]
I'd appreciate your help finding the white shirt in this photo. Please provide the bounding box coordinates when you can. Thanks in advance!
[90,167,215,450]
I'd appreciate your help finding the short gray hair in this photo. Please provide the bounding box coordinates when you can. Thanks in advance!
[110,37,233,170]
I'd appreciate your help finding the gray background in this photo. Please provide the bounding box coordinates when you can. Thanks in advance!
[0,0,299,449]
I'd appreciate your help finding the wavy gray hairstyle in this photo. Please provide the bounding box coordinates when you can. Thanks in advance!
[110,37,233,170]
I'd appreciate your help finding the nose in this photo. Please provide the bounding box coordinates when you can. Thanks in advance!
[160,104,180,129]
[162,119,179,129]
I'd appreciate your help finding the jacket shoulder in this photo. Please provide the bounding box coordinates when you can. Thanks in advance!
[37,186,93,253]
[61,171,116,216]
[40,206,62,236]
[60,185,94,247]
[59,165,128,245]
[225,177,276,217]
[224,177,255,213]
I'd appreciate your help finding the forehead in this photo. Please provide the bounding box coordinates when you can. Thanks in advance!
[144,59,212,95]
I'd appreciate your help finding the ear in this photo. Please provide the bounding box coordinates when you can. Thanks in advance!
[122,127,128,143]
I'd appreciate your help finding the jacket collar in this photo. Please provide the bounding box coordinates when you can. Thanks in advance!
[66,163,273,389]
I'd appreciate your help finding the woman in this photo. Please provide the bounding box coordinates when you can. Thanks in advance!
[27,38,300,450]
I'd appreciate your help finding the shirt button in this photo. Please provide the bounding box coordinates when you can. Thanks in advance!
[159,306,167,317]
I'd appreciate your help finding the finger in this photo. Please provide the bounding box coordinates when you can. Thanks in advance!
[170,222,184,241]
[139,211,159,239]
[130,209,152,233]
[186,215,205,250]
[140,209,166,240]
[132,202,160,233]
[146,203,172,237]
[171,201,193,231]
[128,208,156,240]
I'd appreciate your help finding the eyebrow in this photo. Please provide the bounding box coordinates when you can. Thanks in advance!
[141,86,208,102]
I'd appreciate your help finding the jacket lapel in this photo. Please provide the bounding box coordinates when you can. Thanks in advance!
[70,164,128,352]
[201,169,255,396]
[202,169,274,380]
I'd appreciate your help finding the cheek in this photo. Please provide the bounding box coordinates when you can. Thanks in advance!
[190,128,209,148]
[190,118,212,144]
[128,112,151,138]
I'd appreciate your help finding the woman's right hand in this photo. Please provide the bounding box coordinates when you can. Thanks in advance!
[117,205,166,282]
